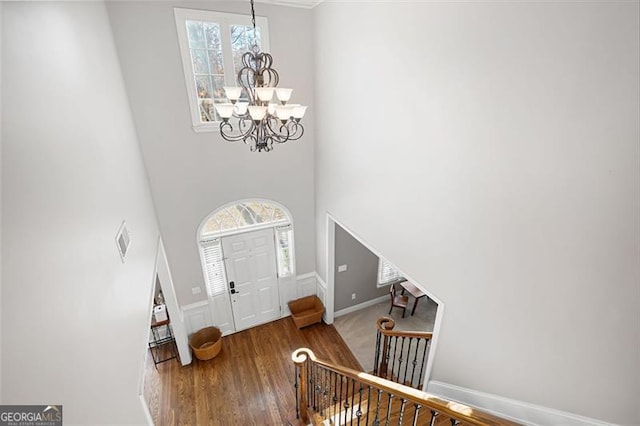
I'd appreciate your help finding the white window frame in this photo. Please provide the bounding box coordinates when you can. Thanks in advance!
[377,259,404,288]
[174,8,270,133]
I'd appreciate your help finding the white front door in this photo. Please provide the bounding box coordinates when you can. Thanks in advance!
[222,228,281,332]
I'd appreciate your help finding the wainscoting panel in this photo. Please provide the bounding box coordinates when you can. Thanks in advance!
[181,300,213,337]
[297,272,317,298]
[316,274,328,322]
[279,275,296,316]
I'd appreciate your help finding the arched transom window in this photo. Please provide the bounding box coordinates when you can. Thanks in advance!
[201,200,289,237]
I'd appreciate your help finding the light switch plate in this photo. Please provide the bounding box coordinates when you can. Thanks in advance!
[192,287,201,295]
[338,264,348,272]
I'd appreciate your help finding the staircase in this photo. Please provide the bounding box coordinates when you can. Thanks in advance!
[292,317,520,426]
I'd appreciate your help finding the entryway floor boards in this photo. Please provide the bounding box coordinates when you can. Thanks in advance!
[222,228,281,332]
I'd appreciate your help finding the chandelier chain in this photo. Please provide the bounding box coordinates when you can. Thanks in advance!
[250,0,257,33]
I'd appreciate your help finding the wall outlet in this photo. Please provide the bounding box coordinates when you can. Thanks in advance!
[352,293,356,300]
[338,264,348,272]
[192,287,201,295]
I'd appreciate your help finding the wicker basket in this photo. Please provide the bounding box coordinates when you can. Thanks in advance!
[189,326,222,360]
[288,295,325,329]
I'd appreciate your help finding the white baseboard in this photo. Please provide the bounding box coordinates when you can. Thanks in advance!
[427,381,613,426]
[334,295,388,318]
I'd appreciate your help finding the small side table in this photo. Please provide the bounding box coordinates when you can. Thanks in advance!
[149,317,178,368]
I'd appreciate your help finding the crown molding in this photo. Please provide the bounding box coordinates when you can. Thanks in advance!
[256,0,324,9]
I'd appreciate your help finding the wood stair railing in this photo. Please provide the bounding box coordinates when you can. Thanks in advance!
[292,347,520,426]
[374,317,433,389]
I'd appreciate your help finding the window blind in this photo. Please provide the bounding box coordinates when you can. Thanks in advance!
[378,259,403,286]
[201,239,227,297]
[275,225,293,278]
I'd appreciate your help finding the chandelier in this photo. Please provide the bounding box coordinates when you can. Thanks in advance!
[214,0,307,153]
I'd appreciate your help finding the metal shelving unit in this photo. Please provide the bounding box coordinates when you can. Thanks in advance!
[149,316,178,368]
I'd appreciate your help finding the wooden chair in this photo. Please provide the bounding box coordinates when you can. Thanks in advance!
[389,283,409,318]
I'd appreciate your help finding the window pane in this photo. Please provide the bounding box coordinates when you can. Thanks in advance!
[186,21,205,49]
[272,207,286,222]
[212,75,226,99]
[203,216,221,234]
[195,75,212,99]
[229,205,248,227]
[199,99,216,122]
[191,49,209,74]
[208,50,224,75]
[204,22,222,50]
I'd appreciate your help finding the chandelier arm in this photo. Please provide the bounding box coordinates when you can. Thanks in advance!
[219,119,256,142]
[245,129,260,151]
[285,121,304,141]
[265,118,291,143]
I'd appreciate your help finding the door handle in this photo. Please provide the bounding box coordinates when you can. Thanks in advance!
[231,289,239,294]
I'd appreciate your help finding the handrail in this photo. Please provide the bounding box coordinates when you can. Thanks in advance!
[293,347,520,426]
[376,317,433,339]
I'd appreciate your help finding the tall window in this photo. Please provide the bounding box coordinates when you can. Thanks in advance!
[377,259,404,287]
[174,8,270,131]
[198,200,295,298]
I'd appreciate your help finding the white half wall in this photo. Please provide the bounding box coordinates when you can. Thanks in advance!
[314,2,640,424]
[2,2,161,423]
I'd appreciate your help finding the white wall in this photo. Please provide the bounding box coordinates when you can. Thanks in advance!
[106,1,315,307]
[0,0,3,404]
[314,2,639,424]
[2,2,160,423]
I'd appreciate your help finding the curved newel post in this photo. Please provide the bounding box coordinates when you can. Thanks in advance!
[376,317,396,378]
[292,347,316,423]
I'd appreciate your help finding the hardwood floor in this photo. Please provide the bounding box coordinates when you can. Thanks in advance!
[144,317,362,425]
